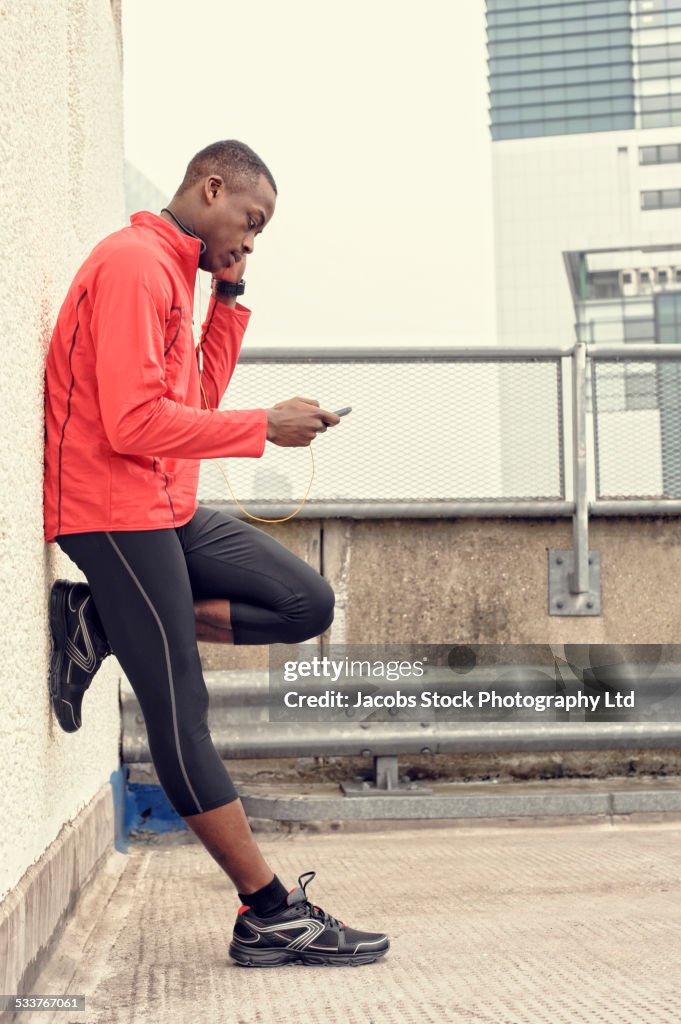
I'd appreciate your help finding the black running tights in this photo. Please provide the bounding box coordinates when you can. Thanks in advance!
[55,504,335,816]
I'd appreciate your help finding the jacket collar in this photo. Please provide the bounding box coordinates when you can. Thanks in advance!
[129,210,202,290]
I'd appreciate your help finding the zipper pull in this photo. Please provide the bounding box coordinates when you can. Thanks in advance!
[197,344,204,374]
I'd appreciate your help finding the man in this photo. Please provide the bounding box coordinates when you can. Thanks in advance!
[43,139,389,967]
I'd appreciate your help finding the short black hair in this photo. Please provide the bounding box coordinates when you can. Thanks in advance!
[176,139,277,197]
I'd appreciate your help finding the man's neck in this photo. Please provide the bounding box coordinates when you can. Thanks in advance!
[160,204,193,235]
[159,205,206,257]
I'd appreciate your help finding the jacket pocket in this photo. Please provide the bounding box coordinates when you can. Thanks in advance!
[163,305,191,396]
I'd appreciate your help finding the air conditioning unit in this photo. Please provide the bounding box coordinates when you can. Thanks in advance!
[619,268,637,296]
[655,266,672,287]
[637,268,654,293]
[673,266,681,285]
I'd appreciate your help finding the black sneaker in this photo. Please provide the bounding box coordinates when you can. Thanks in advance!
[228,870,390,967]
[48,580,112,733]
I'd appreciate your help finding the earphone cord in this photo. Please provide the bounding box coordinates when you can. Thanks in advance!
[196,277,315,524]
[161,207,207,254]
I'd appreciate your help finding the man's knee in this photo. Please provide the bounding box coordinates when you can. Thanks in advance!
[315,580,335,634]
[293,577,335,642]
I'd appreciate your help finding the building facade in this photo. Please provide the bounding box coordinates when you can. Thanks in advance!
[486,0,681,497]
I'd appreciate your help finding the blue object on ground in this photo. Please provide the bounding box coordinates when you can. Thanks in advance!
[123,778,189,834]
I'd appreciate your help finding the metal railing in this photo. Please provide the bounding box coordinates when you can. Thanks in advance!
[198,344,568,517]
[199,341,681,511]
[121,662,681,796]
[196,340,681,615]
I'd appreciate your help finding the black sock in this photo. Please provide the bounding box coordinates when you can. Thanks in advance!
[238,873,289,917]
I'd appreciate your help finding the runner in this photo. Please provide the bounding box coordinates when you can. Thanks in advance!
[43,139,389,967]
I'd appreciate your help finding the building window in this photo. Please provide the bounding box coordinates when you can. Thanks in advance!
[624,318,656,341]
[625,370,657,411]
[636,42,681,62]
[634,5,681,29]
[641,112,681,128]
[656,292,681,344]
[637,58,681,78]
[662,188,681,205]
[486,0,645,140]
[640,95,681,113]
[640,141,681,172]
[641,188,681,208]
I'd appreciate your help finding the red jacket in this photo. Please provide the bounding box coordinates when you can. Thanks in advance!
[43,211,267,542]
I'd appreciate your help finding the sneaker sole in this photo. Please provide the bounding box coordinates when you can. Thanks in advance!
[228,939,389,968]
[48,581,80,733]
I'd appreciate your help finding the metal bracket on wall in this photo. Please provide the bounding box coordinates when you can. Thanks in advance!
[548,549,601,616]
[340,755,432,797]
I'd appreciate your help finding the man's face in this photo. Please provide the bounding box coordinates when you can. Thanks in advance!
[198,172,276,275]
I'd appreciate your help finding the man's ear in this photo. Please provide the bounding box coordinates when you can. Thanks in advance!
[205,175,223,202]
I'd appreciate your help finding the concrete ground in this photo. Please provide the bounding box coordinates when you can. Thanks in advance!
[16,817,681,1024]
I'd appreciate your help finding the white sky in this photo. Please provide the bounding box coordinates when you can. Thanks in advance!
[122,1,496,345]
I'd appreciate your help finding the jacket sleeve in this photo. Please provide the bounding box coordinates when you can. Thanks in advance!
[198,295,252,410]
[90,248,267,459]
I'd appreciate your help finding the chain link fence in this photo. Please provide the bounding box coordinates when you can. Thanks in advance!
[593,357,681,500]
[197,352,565,511]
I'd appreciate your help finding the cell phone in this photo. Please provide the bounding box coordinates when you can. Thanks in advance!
[333,406,352,417]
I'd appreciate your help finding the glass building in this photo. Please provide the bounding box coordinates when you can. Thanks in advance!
[487,0,681,140]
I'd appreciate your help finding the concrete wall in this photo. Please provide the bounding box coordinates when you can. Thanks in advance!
[0,0,124,902]
[325,516,681,645]
[199,514,681,671]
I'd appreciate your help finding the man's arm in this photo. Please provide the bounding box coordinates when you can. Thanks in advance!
[200,260,343,447]
[197,289,250,410]
[90,248,267,459]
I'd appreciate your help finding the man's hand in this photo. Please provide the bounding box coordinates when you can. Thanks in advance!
[211,255,247,307]
[266,397,341,447]
[213,253,247,284]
